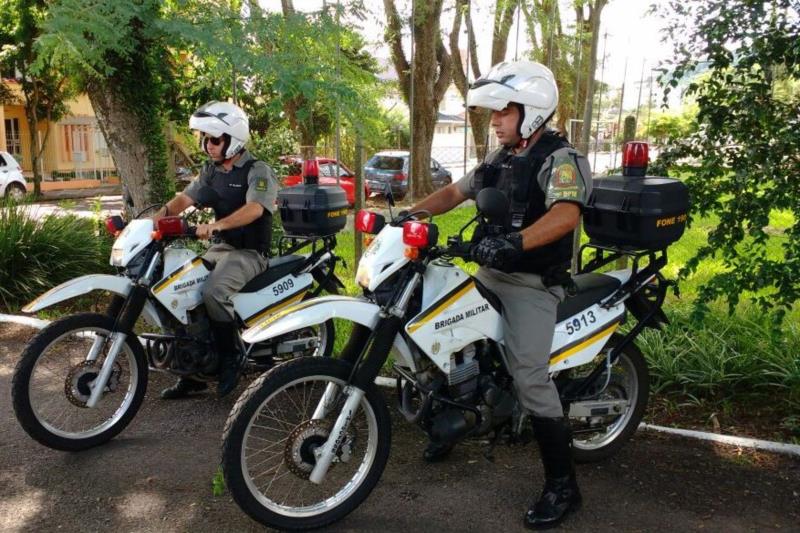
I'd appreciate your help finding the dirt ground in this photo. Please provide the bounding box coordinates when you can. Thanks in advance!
[1,323,798,533]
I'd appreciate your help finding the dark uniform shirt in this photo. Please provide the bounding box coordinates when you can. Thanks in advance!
[184,150,279,215]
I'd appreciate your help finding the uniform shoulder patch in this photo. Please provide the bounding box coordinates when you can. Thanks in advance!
[552,161,578,189]
[255,178,268,191]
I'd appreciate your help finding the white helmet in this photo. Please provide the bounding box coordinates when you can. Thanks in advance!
[189,101,250,159]
[467,61,558,139]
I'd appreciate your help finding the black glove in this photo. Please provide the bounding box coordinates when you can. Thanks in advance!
[471,232,523,271]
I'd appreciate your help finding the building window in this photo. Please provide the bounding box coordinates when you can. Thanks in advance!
[4,118,21,157]
[62,124,92,163]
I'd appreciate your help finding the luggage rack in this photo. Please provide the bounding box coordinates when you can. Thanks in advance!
[577,241,668,311]
[278,233,338,256]
[578,241,667,279]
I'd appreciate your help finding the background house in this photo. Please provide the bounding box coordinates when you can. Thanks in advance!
[0,75,116,186]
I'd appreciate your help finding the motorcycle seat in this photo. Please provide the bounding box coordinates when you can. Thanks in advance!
[240,254,306,293]
[556,273,621,322]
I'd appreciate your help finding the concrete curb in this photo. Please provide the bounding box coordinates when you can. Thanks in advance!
[3,313,798,458]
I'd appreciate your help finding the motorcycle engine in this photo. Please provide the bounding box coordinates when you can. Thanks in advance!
[147,316,218,376]
[412,341,516,445]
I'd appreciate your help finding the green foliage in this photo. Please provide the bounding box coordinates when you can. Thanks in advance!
[38,0,176,204]
[637,303,800,408]
[643,105,698,146]
[211,466,225,496]
[317,107,410,169]
[0,199,112,311]
[248,124,298,170]
[622,115,637,144]
[653,0,800,321]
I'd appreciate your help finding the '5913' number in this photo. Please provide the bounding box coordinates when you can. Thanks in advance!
[565,310,597,335]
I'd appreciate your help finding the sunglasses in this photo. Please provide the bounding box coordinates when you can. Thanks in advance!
[204,135,223,146]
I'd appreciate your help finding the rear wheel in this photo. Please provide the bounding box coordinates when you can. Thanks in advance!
[569,334,649,463]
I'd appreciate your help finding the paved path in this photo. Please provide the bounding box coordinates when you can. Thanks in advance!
[1,324,797,532]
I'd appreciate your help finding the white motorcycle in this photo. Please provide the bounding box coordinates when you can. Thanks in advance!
[12,189,344,452]
[219,188,671,530]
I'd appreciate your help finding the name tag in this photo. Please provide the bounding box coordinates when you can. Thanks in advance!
[228,183,243,188]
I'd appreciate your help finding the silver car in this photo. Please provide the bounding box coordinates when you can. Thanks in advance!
[364,151,452,199]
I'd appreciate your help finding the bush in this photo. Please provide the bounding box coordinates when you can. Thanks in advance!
[636,303,800,407]
[0,199,113,312]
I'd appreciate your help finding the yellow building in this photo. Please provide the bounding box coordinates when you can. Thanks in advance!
[0,77,116,183]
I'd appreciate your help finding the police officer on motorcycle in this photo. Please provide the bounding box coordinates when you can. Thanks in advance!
[406,61,591,529]
[154,101,278,399]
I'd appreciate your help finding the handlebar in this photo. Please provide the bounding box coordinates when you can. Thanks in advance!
[429,236,473,260]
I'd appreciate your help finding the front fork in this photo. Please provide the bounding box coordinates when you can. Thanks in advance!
[85,252,160,408]
[309,272,420,484]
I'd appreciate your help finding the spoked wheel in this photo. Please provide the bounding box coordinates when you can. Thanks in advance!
[12,313,148,451]
[569,334,649,463]
[221,357,391,531]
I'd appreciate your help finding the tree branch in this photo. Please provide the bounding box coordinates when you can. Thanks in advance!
[492,0,517,66]
[449,0,468,96]
[466,4,480,76]
[434,35,452,103]
[383,0,410,103]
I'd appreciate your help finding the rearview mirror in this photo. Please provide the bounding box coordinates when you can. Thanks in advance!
[475,187,509,222]
[383,181,395,207]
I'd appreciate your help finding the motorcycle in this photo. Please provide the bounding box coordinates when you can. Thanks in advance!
[219,187,672,530]
[12,187,345,452]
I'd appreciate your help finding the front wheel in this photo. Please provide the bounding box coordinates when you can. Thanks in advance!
[221,357,391,531]
[12,313,148,451]
[569,334,650,463]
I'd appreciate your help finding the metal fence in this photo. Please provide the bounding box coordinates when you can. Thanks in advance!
[49,121,116,182]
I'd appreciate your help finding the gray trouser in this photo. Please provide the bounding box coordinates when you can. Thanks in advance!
[202,243,269,322]
[475,267,565,418]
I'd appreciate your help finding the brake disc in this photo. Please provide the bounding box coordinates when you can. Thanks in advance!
[64,360,123,408]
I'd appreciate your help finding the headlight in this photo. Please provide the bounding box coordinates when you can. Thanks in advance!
[355,266,370,289]
[110,248,125,266]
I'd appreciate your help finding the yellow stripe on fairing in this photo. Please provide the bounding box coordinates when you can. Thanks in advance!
[549,322,619,365]
[243,292,306,327]
[407,281,476,333]
[152,258,204,294]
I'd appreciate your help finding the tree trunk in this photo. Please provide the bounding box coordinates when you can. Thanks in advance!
[25,114,41,198]
[450,0,514,161]
[578,0,607,155]
[384,0,451,199]
[86,81,153,211]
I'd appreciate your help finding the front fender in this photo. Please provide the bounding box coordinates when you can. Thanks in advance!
[242,295,381,344]
[22,274,133,313]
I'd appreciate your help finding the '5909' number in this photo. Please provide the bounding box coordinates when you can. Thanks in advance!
[565,310,597,335]
[272,278,294,296]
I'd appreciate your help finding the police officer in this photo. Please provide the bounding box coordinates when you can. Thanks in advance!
[406,61,591,529]
[154,101,278,399]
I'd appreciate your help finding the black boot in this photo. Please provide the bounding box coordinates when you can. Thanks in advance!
[211,320,242,398]
[422,441,454,463]
[524,417,582,530]
[160,378,208,399]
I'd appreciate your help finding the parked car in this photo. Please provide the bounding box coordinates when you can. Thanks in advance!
[364,150,452,200]
[279,156,366,206]
[0,151,27,200]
